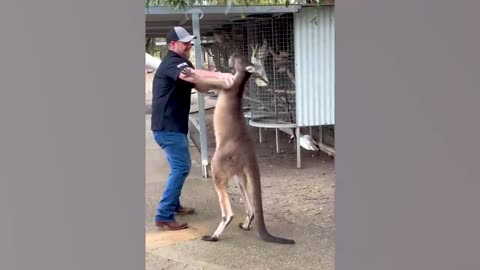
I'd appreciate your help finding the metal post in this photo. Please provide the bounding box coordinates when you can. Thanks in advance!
[192,12,209,178]
[296,127,301,169]
[318,125,323,144]
[275,128,280,153]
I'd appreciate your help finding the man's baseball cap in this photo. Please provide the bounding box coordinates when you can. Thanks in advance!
[166,26,197,43]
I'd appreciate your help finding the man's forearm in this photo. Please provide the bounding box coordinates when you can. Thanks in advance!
[192,69,225,79]
[180,67,235,91]
[195,76,231,91]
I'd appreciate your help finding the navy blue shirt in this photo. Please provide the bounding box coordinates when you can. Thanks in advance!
[151,51,195,134]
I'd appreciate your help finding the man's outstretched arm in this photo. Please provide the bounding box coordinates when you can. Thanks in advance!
[178,67,235,93]
[190,69,229,79]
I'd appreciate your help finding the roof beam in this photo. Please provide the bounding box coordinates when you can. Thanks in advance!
[145,5,303,15]
[146,19,240,27]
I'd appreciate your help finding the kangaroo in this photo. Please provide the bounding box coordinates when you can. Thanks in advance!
[181,54,295,245]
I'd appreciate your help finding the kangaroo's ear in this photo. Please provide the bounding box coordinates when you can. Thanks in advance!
[245,65,256,73]
[228,55,235,68]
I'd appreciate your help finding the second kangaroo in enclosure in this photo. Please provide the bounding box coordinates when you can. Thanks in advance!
[181,54,295,245]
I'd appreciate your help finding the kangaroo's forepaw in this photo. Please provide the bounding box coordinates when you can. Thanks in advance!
[201,235,219,242]
[239,223,250,231]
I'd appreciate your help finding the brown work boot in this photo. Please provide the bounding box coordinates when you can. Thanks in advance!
[175,206,196,216]
[155,220,188,230]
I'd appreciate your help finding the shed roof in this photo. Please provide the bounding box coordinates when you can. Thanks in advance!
[145,5,305,37]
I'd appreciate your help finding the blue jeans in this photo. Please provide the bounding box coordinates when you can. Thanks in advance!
[152,131,191,222]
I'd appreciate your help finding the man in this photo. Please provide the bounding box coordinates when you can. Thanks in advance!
[151,26,235,230]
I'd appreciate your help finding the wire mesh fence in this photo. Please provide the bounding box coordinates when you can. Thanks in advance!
[245,13,296,124]
[200,13,296,125]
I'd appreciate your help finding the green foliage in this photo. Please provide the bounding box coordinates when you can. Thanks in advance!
[145,37,169,58]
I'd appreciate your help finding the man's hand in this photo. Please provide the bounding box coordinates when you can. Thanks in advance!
[221,73,235,88]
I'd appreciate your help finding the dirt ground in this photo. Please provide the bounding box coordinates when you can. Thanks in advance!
[189,109,336,231]
[229,129,335,230]
[145,71,336,230]
[145,75,336,269]
[145,112,336,269]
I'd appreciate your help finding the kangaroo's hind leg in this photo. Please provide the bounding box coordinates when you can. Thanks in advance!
[233,174,255,230]
[202,163,234,242]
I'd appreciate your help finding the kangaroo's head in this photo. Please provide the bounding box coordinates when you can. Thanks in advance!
[227,53,256,94]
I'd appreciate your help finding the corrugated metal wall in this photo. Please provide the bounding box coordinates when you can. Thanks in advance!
[294,6,335,126]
